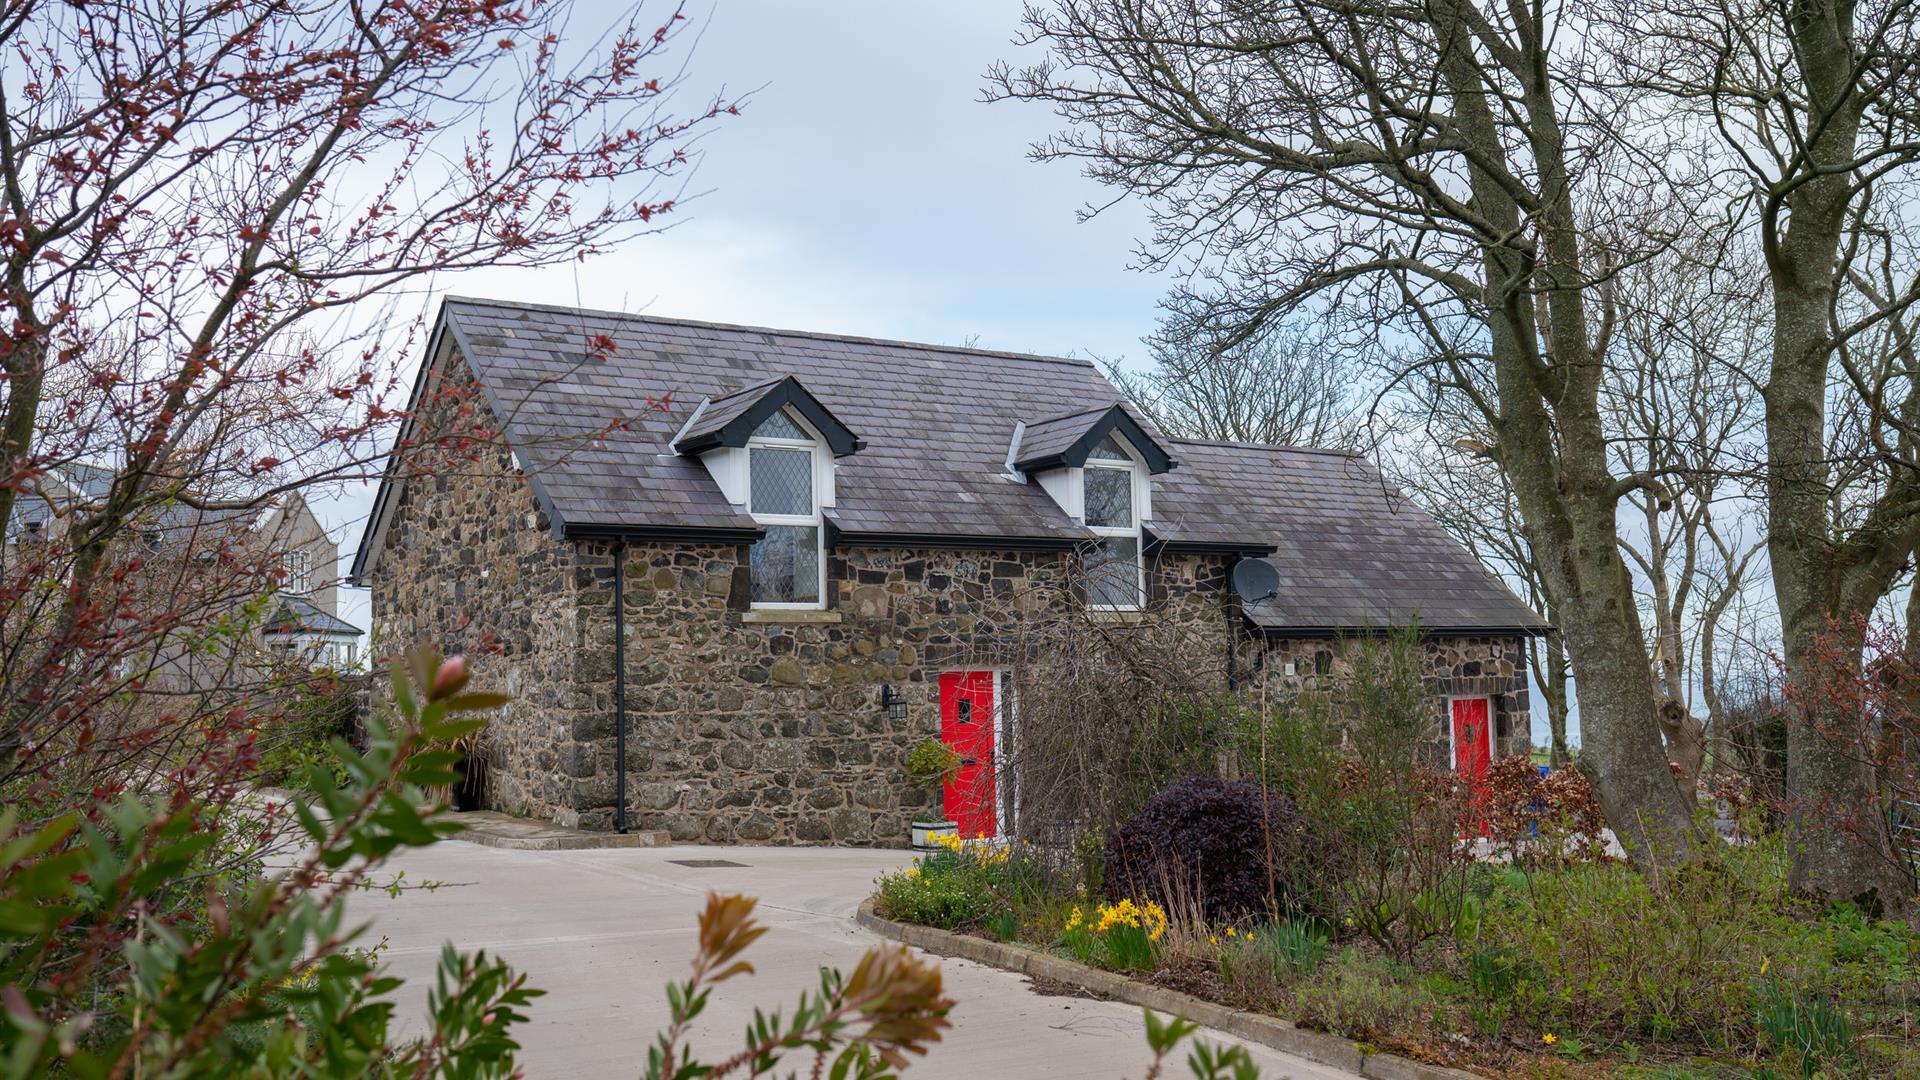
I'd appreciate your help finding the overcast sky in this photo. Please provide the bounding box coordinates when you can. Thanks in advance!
[328,1,1172,629]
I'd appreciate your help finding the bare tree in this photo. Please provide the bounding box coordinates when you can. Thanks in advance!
[1604,236,1769,796]
[1614,0,1920,908]
[1106,319,1368,449]
[988,0,1700,864]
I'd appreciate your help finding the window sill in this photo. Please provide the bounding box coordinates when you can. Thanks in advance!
[743,609,843,625]
[1086,608,1149,625]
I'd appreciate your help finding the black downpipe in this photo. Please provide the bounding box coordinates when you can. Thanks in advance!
[614,538,628,833]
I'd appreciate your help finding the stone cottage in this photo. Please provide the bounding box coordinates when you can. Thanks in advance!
[352,297,1546,844]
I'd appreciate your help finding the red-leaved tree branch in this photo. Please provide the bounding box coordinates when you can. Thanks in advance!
[0,0,730,813]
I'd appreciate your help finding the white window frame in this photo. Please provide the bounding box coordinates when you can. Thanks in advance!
[282,548,312,594]
[1082,437,1145,611]
[746,409,827,610]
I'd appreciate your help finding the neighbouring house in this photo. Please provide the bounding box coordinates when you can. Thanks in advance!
[353,297,1547,845]
[4,467,363,676]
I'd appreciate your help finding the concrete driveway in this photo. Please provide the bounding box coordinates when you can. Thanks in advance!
[355,839,1358,1079]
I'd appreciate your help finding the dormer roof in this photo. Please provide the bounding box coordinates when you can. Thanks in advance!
[671,374,863,456]
[1013,403,1176,475]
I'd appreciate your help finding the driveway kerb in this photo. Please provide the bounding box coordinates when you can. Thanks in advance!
[855,899,1481,1080]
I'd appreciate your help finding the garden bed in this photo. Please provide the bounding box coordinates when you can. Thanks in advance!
[871,821,1919,1079]
[856,897,1474,1080]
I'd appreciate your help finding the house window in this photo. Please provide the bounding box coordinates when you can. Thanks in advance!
[747,408,823,607]
[1083,433,1143,609]
[282,549,312,594]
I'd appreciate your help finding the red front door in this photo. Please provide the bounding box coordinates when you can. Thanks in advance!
[939,671,996,839]
[1452,697,1493,783]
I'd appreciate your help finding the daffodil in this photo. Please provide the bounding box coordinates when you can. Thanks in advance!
[1760,956,1770,976]
[1541,1033,1557,1046]
[1141,901,1168,942]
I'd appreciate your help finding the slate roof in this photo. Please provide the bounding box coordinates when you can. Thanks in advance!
[6,461,114,537]
[671,375,862,457]
[1152,441,1546,633]
[5,461,258,542]
[262,595,363,638]
[439,296,1116,542]
[367,296,1544,634]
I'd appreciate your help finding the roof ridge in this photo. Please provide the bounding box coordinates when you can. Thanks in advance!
[1025,403,1120,425]
[1169,436,1361,459]
[706,375,786,400]
[442,295,1102,370]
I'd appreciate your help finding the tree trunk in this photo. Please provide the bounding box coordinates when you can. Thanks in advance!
[1644,505,1707,797]
[1757,0,1914,914]
[1769,272,1909,912]
[1430,1,1697,868]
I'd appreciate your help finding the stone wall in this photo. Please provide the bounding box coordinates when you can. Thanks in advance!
[1257,633,1533,764]
[568,542,1148,843]
[365,349,584,823]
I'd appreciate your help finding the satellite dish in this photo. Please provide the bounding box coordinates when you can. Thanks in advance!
[1231,559,1279,603]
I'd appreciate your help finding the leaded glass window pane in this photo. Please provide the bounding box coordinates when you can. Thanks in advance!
[1084,535,1141,608]
[1087,432,1132,461]
[753,408,809,441]
[751,524,820,603]
[750,447,812,515]
[1084,466,1133,528]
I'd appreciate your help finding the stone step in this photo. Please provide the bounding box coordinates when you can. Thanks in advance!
[449,810,671,851]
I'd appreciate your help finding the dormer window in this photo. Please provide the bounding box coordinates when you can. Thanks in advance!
[1083,433,1143,609]
[746,408,824,607]
[670,375,862,612]
[1011,404,1175,612]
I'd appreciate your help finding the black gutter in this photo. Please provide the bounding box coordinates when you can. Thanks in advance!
[829,530,1081,553]
[614,537,628,834]
[1252,623,1553,639]
[1148,537,1279,558]
[564,522,764,544]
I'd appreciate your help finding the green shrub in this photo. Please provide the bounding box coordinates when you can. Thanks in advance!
[1475,857,1775,1045]
[905,739,959,791]
[0,649,534,1078]
[987,908,1019,942]
[874,853,997,930]
[1283,948,1435,1041]
[257,678,359,793]
[1465,945,1527,1002]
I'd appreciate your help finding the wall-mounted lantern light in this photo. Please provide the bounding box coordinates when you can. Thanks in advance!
[879,683,908,724]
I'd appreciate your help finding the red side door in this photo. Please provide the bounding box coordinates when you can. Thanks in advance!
[1452,697,1493,836]
[939,671,996,839]
[1451,697,1493,783]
